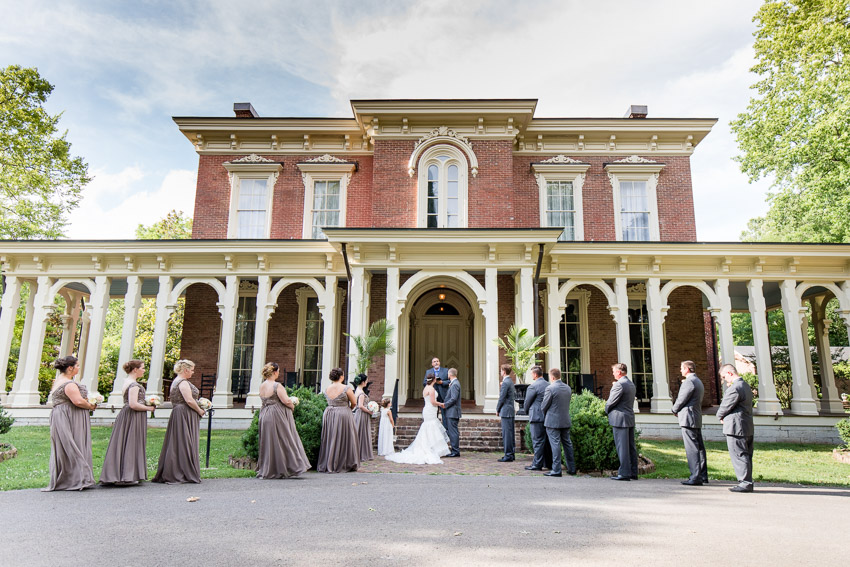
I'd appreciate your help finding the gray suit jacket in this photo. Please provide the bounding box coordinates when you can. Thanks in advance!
[605,377,636,428]
[442,378,462,419]
[716,377,754,437]
[423,367,449,401]
[671,373,704,428]
[523,377,548,423]
[541,380,572,429]
[496,376,516,418]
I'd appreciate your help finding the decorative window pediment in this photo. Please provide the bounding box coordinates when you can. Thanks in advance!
[296,158,356,239]
[532,157,590,241]
[223,156,283,239]
[416,144,469,228]
[408,126,478,177]
[604,156,665,242]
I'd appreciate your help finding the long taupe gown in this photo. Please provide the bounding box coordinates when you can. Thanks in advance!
[100,383,148,485]
[257,383,310,478]
[42,381,96,491]
[316,385,360,473]
[354,391,374,461]
[152,378,201,484]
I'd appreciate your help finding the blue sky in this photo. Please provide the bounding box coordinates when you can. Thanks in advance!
[1,0,770,240]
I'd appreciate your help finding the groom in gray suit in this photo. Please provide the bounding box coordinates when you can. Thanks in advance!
[717,363,755,493]
[672,360,708,486]
[605,362,638,481]
[540,368,576,477]
[442,368,462,457]
[496,363,516,462]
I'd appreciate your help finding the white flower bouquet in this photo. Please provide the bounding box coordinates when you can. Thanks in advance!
[88,393,104,406]
[147,395,162,407]
[197,397,212,411]
[290,396,300,406]
[367,400,379,417]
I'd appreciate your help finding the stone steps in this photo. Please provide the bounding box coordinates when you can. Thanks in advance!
[389,416,525,452]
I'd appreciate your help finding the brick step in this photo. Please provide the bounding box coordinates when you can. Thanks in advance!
[387,416,525,452]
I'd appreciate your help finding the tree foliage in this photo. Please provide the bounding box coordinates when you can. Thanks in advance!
[0,65,90,239]
[135,209,192,240]
[732,0,850,242]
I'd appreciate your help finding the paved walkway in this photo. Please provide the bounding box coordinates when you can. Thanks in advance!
[360,450,598,476]
[1,464,848,566]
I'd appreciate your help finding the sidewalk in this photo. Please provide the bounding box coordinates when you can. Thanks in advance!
[361,451,557,476]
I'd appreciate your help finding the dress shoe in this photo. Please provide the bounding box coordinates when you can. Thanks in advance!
[610,475,631,481]
[729,484,753,493]
[524,466,543,471]
[544,471,562,477]
[566,470,577,476]
[445,453,460,458]
[681,479,703,486]
[630,475,639,480]
[498,456,515,462]
[702,479,710,484]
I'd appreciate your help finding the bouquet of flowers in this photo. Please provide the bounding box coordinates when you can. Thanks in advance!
[147,395,162,407]
[289,396,300,406]
[197,398,212,411]
[367,400,379,418]
[88,393,104,406]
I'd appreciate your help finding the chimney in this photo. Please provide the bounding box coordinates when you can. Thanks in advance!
[625,105,647,119]
[234,102,259,118]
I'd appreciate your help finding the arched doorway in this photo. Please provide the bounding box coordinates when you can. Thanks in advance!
[407,288,475,403]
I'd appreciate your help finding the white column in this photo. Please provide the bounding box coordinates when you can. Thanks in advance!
[517,267,535,380]
[108,276,142,406]
[612,278,639,413]
[545,277,562,371]
[80,276,111,395]
[646,277,671,413]
[779,279,819,415]
[840,281,850,344]
[747,279,782,415]
[213,275,239,408]
[712,279,736,366]
[245,275,272,408]
[13,283,36,393]
[811,296,843,413]
[382,269,399,398]
[8,276,52,407]
[483,268,500,413]
[0,276,23,404]
[319,277,340,394]
[147,276,174,400]
[57,292,81,358]
[77,309,91,376]
[346,266,367,379]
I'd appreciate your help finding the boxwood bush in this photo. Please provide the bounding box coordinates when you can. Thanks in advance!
[0,404,14,436]
[836,418,850,449]
[241,386,327,467]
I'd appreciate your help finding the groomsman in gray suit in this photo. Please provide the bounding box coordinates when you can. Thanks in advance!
[496,363,516,462]
[540,368,576,477]
[523,366,551,471]
[605,362,638,481]
[717,363,755,493]
[442,368,462,457]
[672,360,708,486]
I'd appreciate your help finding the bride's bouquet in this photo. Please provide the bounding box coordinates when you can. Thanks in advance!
[290,396,300,406]
[88,392,104,406]
[197,397,213,411]
[367,400,379,418]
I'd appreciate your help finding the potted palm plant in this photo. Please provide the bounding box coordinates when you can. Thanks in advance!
[493,325,549,415]
[346,318,397,379]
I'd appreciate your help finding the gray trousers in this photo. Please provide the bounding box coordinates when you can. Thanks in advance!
[681,427,708,482]
[528,421,547,468]
[501,417,515,459]
[446,418,460,455]
[726,434,754,487]
[613,426,638,478]
[546,426,576,475]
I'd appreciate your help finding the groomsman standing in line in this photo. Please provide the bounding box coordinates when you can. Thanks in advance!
[496,363,516,462]
[523,366,550,471]
[605,362,638,481]
[717,363,755,493]
[540,368,576,477]
[672,360,708,486]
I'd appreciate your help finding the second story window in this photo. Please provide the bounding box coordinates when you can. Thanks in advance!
[297,155,356,239]
[310,180,341,239]
[418,144,468,228]
[619,180,650,241]
[236,178,269,238]
[605,156,665,242]
[531,157,590,241]
[545,180,576,241]
[223,155,282,239]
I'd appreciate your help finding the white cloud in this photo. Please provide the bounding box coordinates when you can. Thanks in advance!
[66,168,196,239]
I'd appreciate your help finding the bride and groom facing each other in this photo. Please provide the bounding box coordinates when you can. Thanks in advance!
[385,358,461,464]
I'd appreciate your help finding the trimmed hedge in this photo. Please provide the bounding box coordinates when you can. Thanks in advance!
[241,386,327,467]
[836,418,850,448]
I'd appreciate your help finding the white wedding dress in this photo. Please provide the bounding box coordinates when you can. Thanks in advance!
[385,392,450,464]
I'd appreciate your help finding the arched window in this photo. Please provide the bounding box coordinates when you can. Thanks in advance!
[417,145,468,228]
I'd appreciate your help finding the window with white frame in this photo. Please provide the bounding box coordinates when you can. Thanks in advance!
[417,145,468,228]
[605,157,665,242]
[531,158,590,241]
[297,158,355,239]
[223,156,282,239]
[231,294,257,401]
[628,298,653,402]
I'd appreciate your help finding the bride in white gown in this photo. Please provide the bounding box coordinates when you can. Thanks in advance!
[385,375,451,464]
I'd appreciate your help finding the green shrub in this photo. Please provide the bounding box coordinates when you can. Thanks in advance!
[742,373,759,406]
[0,404,14,435]
[836,418,850,449]
[240,386,327,467]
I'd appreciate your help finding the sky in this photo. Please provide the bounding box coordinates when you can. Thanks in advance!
[1,0,772,241]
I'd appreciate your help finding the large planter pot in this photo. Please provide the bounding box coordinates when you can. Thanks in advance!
[514,384,529,416]
[0,442,17,463]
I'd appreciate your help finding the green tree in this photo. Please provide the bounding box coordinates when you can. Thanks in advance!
[731,0,850,242]
[135,209,192,240]
[0,65,90,239]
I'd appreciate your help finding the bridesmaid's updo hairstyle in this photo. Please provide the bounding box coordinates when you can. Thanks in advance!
[353,373,368,387]
[53,355,78,373]
[122,359,144,374]
[173,359,195,374]
[262,362,279,379]
[328,368,344,382]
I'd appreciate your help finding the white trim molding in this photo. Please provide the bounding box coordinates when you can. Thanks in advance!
[532,158,591,241]
[605,156,665,242]
[416,144,470,228]
[408,126,479,177]
[296,160,356,239]
[223,157,282,239]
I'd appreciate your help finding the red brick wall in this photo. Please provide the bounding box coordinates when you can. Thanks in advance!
[665,287,714,406]
[371,140,417,227]
[179,284,223,386]
[585,285,619,399]
[265,285,299,374]
[365,274,387,396]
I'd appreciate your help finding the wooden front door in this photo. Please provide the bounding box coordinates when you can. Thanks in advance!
[410,310,473,400]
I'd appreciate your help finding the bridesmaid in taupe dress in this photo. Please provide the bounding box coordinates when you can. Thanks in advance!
[100,360,155,485]
[152,360,205,484]
[316,368,360,473]
[256,362,310,478]
[43,356,97,492]
[353,374,374,461]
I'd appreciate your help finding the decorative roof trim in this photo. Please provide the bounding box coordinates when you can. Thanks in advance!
[539,155,584,164]
[408,126,479,177]
[227,153,276,164]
